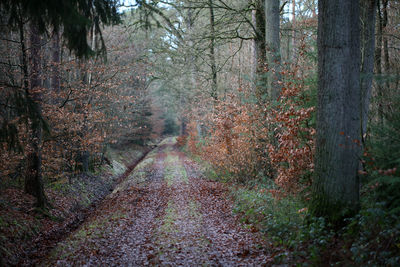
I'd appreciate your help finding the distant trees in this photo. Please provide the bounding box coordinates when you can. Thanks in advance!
[133,0,288,129]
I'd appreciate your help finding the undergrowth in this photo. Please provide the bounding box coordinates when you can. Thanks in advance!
[229,178,400,266]
[0,143,148,265]
[180,81,400,266]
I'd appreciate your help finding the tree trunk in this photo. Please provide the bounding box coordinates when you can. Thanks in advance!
[51,29,61,104]
[253,0,267,102]
[181,119,187,136]
[382,0,389,74]
[265,0,281,100]
[81,150,90,173]
[360,0,377,140]
[19,16,29,93]
[291,0,296,62]
[251,9,257,89]
[76,24,97,174]
[382,0,390,110]
[209,0,218,101]
[25,22,47,208]
[311,0,361,222]
[375,0,384,124]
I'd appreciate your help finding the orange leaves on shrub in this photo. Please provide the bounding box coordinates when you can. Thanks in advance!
[176,135,188,147]
[187,94,270,183]
[186,121,200,154]
[187,65,315,193]
[267,68,315,193]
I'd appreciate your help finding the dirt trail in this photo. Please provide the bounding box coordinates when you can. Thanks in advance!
[43,137,270,266]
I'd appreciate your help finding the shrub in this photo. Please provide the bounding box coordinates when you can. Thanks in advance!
[364,96,400,216]
[186,64,315,192]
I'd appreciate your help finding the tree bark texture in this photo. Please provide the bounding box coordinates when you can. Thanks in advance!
[25,22,47,207]
[382,0,390,113]
[253,0,267,102]
[265,0,281,100]
[51,29,61,109]
[51,29,61,93]
[375,0,384,123]
[291,0,296,62]
[209,0,218,100]
[360,0,377,140]
[382,0,389,74]
[312,0,361,221]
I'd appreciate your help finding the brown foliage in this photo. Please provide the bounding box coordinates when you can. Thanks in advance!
[176,135,188,148]
[0,25,151,182]
[187,65,315,193]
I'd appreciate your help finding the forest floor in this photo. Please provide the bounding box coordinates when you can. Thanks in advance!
[0,142,152,266]
[41,137,273,266]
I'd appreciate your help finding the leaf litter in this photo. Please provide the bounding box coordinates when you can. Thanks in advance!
[43,137,272,266]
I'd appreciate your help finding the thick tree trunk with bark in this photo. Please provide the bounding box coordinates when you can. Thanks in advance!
[311,0,361,222]
[360,0,377,140]
[25,22,47,208]
[265,0,281,100]
[252,0,267,101]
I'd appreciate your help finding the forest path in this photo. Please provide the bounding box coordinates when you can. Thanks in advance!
[43,137,270,266]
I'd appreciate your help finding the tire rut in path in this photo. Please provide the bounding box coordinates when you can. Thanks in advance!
[152,139,270,265]
[152,149,208,265]
[43,144,169,266]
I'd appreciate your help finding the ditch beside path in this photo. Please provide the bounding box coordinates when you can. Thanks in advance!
[43,137,271,266]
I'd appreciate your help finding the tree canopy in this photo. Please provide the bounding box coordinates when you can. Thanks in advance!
[0,0,121,57]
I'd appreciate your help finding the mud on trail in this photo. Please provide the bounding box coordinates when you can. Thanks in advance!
[43,137,270,266]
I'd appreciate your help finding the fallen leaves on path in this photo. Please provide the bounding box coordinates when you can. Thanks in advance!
[43,137,272,266]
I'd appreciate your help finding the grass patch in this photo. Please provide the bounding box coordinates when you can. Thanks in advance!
[136,157,155,170]
[111,159,127,176]
[158,136,177,146]
[159,200,179,234]
[112,154,157,194]
[164,155,188,186]
[232,185,304,245]
[46,209,128,262]
[188,200,200,219]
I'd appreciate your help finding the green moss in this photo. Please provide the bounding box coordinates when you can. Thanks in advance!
[136,157,154,170]
[111,159,127,176]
